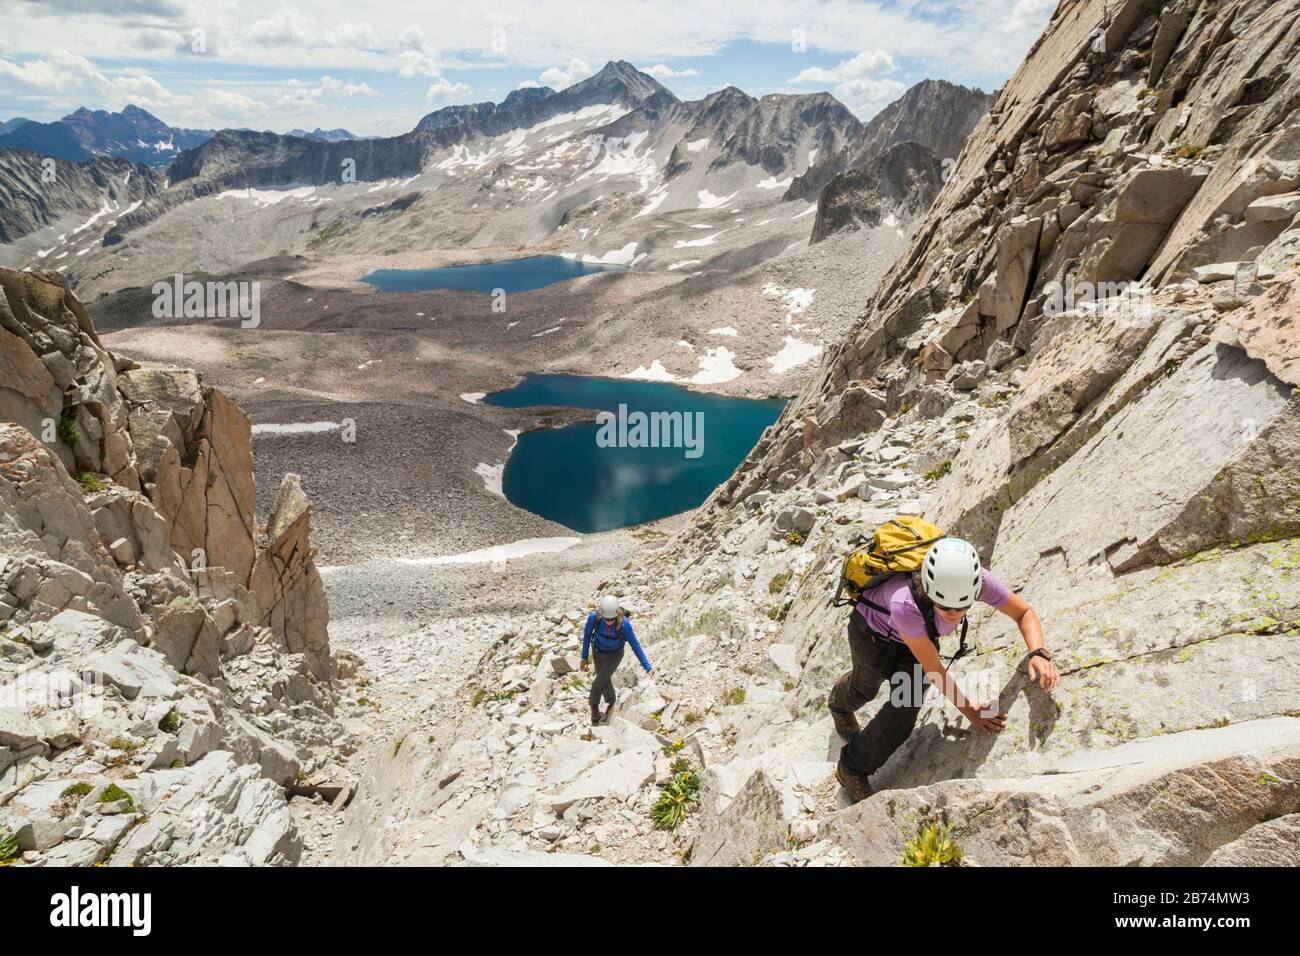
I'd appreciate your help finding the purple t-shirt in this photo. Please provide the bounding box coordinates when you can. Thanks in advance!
[856,569,1011,643]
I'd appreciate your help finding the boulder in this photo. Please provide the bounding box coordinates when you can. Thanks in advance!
[250,474,332,680]
[149,596,222,678]
[81,640,181,701]
[994,217,1042,332]
[826,718,1300,866]
[994,340,1295,587]
[692,768,798,867]
[765,644,802,682]
[1203,814,1300,867]
[110,751,302,866]
[544,747,655,812]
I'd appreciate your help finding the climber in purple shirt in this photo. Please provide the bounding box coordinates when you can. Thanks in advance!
[830,537,1060,803]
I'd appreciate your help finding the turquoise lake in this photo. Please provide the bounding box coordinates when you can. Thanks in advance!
[360,256,625,294]
[484,374,786,533]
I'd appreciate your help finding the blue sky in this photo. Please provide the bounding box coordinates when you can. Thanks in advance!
[0,0,1058,135]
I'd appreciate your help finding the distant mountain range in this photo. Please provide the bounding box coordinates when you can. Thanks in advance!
[0,61,991,253]
[286,127,364,143]
[0,105,213,165]
[0,117,31,135]
[167,60,906,194]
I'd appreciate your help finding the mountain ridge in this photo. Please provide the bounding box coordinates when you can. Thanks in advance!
[0,104,213,166]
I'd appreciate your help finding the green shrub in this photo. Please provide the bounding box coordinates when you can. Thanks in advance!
[767,601,792,622]
[0,827,17,863]
[650,766,700,832]
[60,782,93,799]
[158,707,180,733]
[901,823,963,867]
[57,412,79,447]
[73,471,105,495]
[785,530,805,545]
[924,460,953,482]
[108,736,139,753]
[721,686,746,706]
[97,783,134,811]
[768,570,792,594]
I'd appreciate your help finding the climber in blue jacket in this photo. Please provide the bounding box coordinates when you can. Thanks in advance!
[580,595,652,725]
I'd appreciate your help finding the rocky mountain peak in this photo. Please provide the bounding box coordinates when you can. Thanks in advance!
[500,86,555,110]
[573,59,676,105]
[0,104,213,166]
[783,77,993,203]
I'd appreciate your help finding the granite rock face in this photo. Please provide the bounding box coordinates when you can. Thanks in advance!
[617,0,1300,867]
[0,268,337,866]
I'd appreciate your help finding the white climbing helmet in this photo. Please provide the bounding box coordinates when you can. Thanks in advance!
[920,538,983,610]
[598,595,620,620]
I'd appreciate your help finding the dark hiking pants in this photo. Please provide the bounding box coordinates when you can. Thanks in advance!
[588,646,624,709]
[828,612,931,776]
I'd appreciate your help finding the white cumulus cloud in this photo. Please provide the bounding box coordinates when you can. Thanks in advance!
[641,63,699,78]
[538,58,593,89]
[426,76,473,105]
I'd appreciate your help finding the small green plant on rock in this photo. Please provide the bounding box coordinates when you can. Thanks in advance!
[57,412,79,447]
[0,826,17,864]
[785,530,805,546]
[96,783,134,811]
[722,686,746,706]
[158,708,180,733]
[924,460,953,482]
[768,570,792,594]
[901,823,963,867]
[60,782,93,799]
[650,764,700,832]
[73,471,105,495]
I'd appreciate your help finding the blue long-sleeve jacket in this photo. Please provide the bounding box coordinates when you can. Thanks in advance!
[581,611,652,672]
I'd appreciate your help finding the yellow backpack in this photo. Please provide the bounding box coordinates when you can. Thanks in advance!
[832,515,946,608]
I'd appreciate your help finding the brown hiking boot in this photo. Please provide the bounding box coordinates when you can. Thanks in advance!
[829,708,861,738]
[835,762,874,804]
[602,703,615,724]
[590,705,601,726]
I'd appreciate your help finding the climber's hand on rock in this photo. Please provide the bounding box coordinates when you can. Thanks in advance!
[961,702,1008,735]
[1028,655,1059,691]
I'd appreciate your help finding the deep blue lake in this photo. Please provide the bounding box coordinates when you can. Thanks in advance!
[360,256,625,294]
[485,374,786,533]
